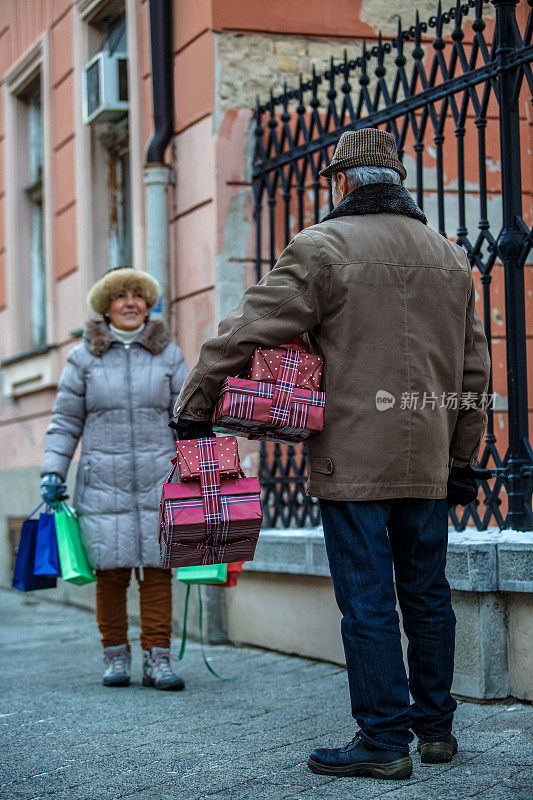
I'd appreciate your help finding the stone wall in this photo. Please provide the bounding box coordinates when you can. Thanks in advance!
[359,0,494,37]
[216,33,364,117]
[229,528,533,701]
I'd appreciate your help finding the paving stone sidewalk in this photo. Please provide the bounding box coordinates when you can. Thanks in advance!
[0,589,531,800]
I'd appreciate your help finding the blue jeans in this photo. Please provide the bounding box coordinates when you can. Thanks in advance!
[320,497,457,753]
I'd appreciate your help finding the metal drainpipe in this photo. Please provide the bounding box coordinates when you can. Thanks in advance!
[144,0,174,323]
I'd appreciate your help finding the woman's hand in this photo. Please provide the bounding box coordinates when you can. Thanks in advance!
[40,473,69,504]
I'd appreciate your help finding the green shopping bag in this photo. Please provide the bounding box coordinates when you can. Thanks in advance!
[55,503,95,585]
[176,564,228,585]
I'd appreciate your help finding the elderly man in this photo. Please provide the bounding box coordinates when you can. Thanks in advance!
[173,129,490,779]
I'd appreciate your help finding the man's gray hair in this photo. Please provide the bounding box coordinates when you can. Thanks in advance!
[333,165,401,192]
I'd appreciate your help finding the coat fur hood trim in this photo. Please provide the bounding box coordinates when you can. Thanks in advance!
[321,183,427,225]
[84,319,171,357]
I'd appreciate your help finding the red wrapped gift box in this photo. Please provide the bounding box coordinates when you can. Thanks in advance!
[245,339,323,392]
[160,476,262,568]
[159,439,262,568]
[213,377,325,443]
[176,436,240,482]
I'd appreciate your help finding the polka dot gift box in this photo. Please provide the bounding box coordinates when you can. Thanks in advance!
[175,435,241,482]
[245,337,323,391]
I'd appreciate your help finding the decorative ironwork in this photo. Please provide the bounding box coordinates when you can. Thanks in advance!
[253,0,533,530]
[259,442,321,528]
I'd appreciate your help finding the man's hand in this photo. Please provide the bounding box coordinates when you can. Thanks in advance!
[169,419,214,441]
[446,465,493,508]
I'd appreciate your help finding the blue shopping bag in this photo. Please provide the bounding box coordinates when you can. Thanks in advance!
[12,503,57,592]
[33,510,60,577]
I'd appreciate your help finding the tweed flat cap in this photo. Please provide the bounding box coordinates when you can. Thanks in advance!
[88,267,160,315]
[320,128,407,180]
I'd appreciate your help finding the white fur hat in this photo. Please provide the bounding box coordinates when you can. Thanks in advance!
[87,267,160,316]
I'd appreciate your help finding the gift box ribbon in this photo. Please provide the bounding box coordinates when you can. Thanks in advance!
[163,438,228,565]
[220,378,325,407]
[268,347,301,426]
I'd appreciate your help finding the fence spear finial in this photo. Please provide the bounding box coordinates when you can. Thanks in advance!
[395,16,403,51]
[435,1,445,47]
[360,41,370,87]
[452,0,464,41]
[297,73,305,115]
[254,96,263,138]
[413,10,424,59]
[311,64,320,109]
[394,16,406,67]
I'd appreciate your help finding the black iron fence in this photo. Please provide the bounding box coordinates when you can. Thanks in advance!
[252,0,533,531]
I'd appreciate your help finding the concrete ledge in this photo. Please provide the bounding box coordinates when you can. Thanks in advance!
[246,527,533,592]
[238,526,533,700]
[497,533,533,592]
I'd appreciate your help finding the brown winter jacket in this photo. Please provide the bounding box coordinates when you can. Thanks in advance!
[174,183,491,502]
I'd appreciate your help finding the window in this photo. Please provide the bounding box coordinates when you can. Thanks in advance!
[83,8,132,277]
[74,0,143,291]
[100,116,132,269]
[23,82,47,347]
[5,64,49,353]
[1,35,57,394]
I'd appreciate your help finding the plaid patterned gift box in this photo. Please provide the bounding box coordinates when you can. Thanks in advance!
[245,339,324,392]
[159,438,262,568]
[213,377,325,444]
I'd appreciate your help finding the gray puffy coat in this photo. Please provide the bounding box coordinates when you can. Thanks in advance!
[41,320,188,569]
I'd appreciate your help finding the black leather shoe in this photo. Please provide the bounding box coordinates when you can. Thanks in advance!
[308,734,413,779]
[417,733,458,763]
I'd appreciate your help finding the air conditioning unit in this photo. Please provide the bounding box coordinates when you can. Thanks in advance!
[82,51,129,124]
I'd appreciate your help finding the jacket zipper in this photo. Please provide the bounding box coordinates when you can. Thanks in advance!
[125,345,143,568]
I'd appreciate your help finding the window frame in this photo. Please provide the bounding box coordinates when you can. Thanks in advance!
[2,34,54,359]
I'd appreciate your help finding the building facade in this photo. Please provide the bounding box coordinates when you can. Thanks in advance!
[0,1,532,699]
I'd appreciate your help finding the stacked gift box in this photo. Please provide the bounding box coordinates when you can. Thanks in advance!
[160,337,325,568]
[159,436,262,568]
[213,338,325,443]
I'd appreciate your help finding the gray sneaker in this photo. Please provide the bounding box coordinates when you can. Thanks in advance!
[142,647,185,691]
[102,644,131,687]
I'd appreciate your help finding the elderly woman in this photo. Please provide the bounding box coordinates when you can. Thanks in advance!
[40,267,188,690]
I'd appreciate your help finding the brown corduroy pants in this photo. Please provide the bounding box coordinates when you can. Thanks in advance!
[95,567,172,651]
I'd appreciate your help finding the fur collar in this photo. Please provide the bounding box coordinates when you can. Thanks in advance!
[321,183,427,225]
[84,319,171,357]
